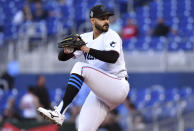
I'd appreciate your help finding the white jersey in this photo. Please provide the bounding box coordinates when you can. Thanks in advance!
[73,29,127,78]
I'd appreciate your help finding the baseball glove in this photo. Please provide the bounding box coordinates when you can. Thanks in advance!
[58,34,86,50]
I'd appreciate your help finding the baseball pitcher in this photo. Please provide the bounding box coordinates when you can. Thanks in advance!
[37,4,130,131]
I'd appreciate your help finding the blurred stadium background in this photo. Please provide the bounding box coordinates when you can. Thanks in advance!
[0,0,194,130]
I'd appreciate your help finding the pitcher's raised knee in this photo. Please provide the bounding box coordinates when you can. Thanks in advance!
[70,62,88,75]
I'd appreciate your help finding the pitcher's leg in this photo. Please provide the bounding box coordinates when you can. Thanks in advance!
[37,72,85,126]
[78,92,109,131]
[71,62,129,109]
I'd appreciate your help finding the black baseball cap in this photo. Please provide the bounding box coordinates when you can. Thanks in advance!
[89,5,114,18]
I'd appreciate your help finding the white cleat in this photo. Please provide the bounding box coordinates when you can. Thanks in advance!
[37,107,65,126]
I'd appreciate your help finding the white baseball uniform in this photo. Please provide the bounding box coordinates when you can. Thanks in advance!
[70,29,130,131]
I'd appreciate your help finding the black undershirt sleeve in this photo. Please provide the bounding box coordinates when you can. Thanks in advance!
[89,48,119,63]
[58,50,74,61]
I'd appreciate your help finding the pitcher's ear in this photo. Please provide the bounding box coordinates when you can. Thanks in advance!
[90,18,95,25]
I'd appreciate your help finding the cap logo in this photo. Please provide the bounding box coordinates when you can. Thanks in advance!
[100,6,106,11]
[90,11,94,17]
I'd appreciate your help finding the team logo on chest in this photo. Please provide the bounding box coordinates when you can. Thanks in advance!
[84,52,95,60]
[110,41,116,47]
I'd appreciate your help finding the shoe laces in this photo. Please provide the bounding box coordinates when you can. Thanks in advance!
[53,106,62,116]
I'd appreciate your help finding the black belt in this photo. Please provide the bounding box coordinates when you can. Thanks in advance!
[125,77,128,81]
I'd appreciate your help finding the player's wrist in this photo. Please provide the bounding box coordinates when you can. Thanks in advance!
[81,45,90,53]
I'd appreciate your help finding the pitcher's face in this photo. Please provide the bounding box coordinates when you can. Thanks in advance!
[93,16,110,32]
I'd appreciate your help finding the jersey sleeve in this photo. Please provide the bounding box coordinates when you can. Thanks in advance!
[103,31,122,54]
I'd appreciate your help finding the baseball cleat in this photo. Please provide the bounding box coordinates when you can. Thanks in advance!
[37,107,65,126]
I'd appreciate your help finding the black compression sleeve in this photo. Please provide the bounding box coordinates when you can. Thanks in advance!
[89,48,119,63]
[58,50,74,61]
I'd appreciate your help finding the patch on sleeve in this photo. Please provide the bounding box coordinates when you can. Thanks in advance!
[110,41,116,48]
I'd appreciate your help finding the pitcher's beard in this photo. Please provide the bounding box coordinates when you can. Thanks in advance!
[95,23,109,32]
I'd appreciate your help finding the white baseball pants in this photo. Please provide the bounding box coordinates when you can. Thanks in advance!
[70,62,130,131]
